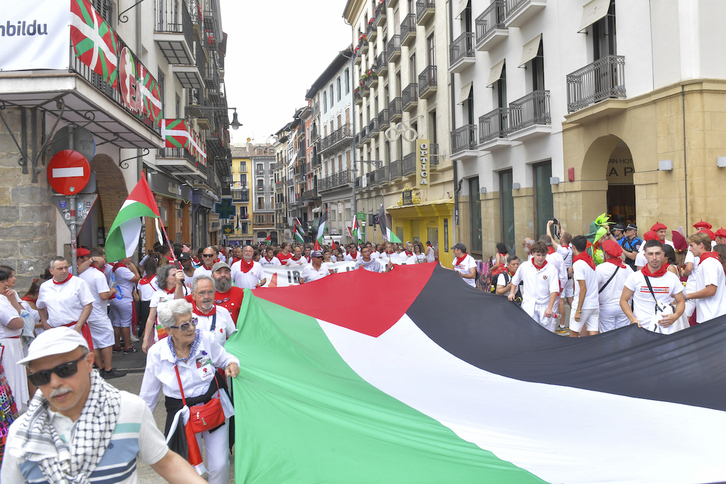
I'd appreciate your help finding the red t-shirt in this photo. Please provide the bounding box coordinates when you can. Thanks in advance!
[276,252,293,265]
[185,287,245,326]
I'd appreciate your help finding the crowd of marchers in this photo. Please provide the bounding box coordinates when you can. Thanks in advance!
[473,220,726,337]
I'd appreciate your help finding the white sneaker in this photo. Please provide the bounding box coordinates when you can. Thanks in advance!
[130,334,139,343]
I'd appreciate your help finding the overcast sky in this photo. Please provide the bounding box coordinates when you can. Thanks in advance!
[219,0,352,146]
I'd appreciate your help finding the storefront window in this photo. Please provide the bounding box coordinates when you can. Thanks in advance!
[469,177,482,254]
[500,170,515,254]
[533,161,554,239]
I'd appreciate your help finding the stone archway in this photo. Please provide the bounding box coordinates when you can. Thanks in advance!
[90,154,129,243]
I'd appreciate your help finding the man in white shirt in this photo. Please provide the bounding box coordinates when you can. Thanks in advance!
[302,251,331,282]
[287,246,306,266]
[344,244,361,262]
[596,239,634,332]
[425,241,436,263]
[193,247,217,281]
[37,257,94,347]
[78,249,124,378]
[449,243,477,288]
[651,222,675,248]
[495,255,520,297]
[540,234,568,331]
[109,257,141,354]
[231,246,266,289]
[685,232,726,324]
[620,239,686,334]
[260,247,281,266]
[569,235,600,337]
[354,247,388,273]
[510,242,560,331]
[190,276,235,346]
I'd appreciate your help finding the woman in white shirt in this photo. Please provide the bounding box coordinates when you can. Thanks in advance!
[139,299,239,484]
[414,243,426,264]
[0,267,28,412]
[142,264,188,353]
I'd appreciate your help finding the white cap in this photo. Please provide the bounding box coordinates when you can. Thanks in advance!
[18,327,89,366]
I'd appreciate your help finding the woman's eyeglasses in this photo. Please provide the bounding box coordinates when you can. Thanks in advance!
[28,355,87,386]
[170,318,198,332]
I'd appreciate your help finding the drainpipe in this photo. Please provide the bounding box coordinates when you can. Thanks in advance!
[681,85,689,234]
[344,17,358,243]
[449,0,459,245]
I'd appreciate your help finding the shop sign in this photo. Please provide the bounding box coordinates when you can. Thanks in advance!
[416,139,430,189]
[606,157,634,184]
[402,189,413,206]
[356,212,366,221]
[148,172,192,201]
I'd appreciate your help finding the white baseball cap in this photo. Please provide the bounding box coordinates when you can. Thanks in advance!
[18,327,89,366]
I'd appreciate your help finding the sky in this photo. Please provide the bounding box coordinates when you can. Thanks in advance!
[219,0,353,146]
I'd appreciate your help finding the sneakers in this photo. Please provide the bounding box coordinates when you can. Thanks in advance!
[102,368,127,379]
[130,334,140,343]
[112,346,123,352]
[123,347,138,354]
[556,325,568,334]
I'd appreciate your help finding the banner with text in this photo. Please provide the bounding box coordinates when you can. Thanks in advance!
[0,1,71,71]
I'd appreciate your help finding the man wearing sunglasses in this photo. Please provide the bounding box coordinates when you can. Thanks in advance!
[192,247,217,283]
[2,327,207,484]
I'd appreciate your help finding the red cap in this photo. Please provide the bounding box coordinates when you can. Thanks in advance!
[698,228,716,241]
[602,239,623,258]
[643,231,659,241]
[650,222,667,232]
[715,227,726,238]
[76,248,90,257]
[693,219,712,230]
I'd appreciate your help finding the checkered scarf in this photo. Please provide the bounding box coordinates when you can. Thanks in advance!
[13,370,121,484]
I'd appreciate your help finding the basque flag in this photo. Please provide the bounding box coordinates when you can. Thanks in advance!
[227,264,726,484]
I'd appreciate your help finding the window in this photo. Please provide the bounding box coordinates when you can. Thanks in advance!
[499,170,515,254]
[469,178,482,253]
[257,179,264,191]
[323,92,328,113]
[593,0,616,60]
[240,161,246,172]
[158,71,165,114]
[495,63,507,132]
[533,161,554,239]
[427,33,435,66]
[257,163,263,175]
[531,40,545,91]
[337,77,342,101]
[429,110,437,143]
[329,86,334,107]
[409,54,416,82]
[240,173,247,185]
[345,68,350,94]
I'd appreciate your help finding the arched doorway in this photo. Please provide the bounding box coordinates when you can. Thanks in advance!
[605,140,635,226]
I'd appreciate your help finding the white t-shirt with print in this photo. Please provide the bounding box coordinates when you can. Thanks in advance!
[623,271,683,324]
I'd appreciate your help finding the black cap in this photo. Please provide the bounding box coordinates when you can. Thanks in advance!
[612,223,625,231]
[626,224,637,231]
[178,252,191,260]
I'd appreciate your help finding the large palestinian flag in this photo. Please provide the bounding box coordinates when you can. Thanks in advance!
[227,264,726,484]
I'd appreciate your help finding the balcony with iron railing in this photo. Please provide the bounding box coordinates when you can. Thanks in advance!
[389,97,403,122]
[387,35,401,63]
[358,126,368,146]
[367,20,377,43]
[418,65,437,99]
[402,83,418,112]
[451,124,478,156]
[354,87,363,105]
[429,143,440,169]
[156,147,196,166]
[476,0,508,51]
[231,187,250,202]
[155,0,194,66]
[401,14,417,47]
[287,178,293,187]
[479,107,513,150]
[416,0,435,25]
[389,159,402,180]
[566,56,626,114]
[369,118,379,137]
[504,0,546,28]
[188,0,202,36]
[378,109,390,130]
[402,153,416,176]
[302,189,321,203]
[320,124,353,154]
[374,0,387,28]
[508,90,551,141]
[318,171,351,192]
[450,32,475,73]
[375,51,388,76]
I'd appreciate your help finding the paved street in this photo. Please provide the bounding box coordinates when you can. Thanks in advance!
[106,342,236,484]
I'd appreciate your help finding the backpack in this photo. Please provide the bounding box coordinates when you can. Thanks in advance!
[490,271,523,306]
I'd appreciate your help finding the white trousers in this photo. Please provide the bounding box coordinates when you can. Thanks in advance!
[524,302,558,332]
[598,305,630,333]
[195,419,230,484]
[1,338,28,413]
[87,316,115,348]
[109,299,133,328]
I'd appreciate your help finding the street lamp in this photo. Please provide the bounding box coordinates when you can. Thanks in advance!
[195,106,242,130]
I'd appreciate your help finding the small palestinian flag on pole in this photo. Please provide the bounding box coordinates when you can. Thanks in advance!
[264,235,272,245]
[294,218,305,244]
[351,215,361,241]
[105,176,160,262]
[71,0,118,88]
[377,204,402,243]
[316,209,327,247]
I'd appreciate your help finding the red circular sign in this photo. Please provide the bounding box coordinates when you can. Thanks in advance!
[47,150,91,195]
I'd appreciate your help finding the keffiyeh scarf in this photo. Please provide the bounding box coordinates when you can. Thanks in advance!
[13,370,120,484]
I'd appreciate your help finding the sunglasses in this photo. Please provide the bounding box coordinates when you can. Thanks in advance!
[202,254,215,258]
[28,355,87,386]
[170,318,198,332]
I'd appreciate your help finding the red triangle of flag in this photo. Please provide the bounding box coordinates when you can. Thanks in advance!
[129,175,161,217]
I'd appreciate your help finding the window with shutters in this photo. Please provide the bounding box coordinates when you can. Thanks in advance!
[92,0,115,28]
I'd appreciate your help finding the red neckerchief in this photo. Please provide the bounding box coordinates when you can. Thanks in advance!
[214,258,220,263]
[547,246,555,255]
[93,265,106,275]
[239,258,254,273]
[264,256,274,262]
[139,276,158,291]
[604,257,626,269]
[350,251,358,259]
[573,252,596,270]
[164,286,176,295]
[405,251,414,257]
[561,244,570,249]
[291,255,302,261]
[21,294,35,302]
[427,244,433,249]
[455,253,468,266]
[507,269,515,277]
[699,251,721,265]
[532,259,548,271]
[52,274,72,285]
[192,300,216,316]
[641,263,669,278]
[112,262,126,272]
[304,256,311,263]
[192,257,200,264]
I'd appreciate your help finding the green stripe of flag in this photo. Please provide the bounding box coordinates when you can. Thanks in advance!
[227,292,546,483]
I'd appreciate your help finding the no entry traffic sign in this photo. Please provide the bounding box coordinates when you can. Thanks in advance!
[47,150,91,195]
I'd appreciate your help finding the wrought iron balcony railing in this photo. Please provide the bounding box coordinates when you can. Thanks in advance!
[566,55,626,113]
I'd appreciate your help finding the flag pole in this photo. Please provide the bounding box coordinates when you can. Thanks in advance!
[143,171,180,268]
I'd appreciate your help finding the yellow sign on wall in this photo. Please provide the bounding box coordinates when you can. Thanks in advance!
[416,139,430,189]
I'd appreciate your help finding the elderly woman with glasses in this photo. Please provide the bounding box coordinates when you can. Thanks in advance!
[142,264,188,353]
[140,298,239,484]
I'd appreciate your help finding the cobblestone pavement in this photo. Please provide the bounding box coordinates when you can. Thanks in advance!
[106,342,236,484]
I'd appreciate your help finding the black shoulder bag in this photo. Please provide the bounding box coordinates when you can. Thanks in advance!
[598,266,619,294]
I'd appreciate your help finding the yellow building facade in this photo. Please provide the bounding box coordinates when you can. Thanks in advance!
[230,149,252,245]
